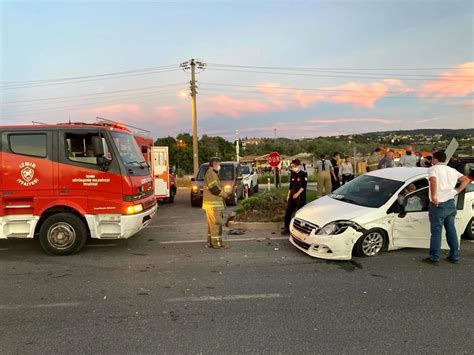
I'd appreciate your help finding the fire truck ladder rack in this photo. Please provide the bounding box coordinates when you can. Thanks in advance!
[96,117,151,137]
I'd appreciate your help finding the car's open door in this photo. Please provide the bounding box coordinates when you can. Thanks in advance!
[152,146,169,199]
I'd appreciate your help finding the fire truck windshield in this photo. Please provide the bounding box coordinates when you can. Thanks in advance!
[111,132,146,168]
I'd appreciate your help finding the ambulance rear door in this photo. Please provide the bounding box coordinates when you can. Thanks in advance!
[152,146,169,199]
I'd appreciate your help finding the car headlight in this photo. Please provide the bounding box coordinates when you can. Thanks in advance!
[192,185,198,192]
[224,185,232,193]
[316,221,350,236]
[125,204,143,215]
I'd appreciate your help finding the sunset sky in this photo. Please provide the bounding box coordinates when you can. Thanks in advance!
[1,0,473,139]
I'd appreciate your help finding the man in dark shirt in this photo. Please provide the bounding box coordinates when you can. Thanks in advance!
[282,159,307,235]
[330,152,341,192]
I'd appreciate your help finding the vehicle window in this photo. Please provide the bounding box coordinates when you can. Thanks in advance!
[331,175,404,208]
[241,165,251,175]
[404,188,429,213]
[111,132,143,167]
[196,165,209,181]
[9,133,47,158]
[220,164,234,180]
[196,164,235,181]
[65,132,111,165]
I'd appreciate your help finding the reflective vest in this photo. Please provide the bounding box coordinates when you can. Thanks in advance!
[202,168,225,210]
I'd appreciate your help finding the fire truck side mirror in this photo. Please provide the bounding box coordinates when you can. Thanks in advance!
[91,136,105,157]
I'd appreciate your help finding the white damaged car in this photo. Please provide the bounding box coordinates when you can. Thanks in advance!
[290,167,474,260]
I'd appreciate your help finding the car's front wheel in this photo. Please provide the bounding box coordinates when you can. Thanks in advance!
[463,217,474,240]
[353,229,386,257]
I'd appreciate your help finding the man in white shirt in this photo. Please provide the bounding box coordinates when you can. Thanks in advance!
[424,151,470,265]
[315,154,335,196]
[399,145,418,167]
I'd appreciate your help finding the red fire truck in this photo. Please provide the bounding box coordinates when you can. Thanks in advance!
[0,121,157,255]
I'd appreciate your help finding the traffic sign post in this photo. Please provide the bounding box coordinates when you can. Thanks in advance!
[267,152,281,189]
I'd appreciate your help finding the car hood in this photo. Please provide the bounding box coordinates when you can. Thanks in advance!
[295,195,374,227]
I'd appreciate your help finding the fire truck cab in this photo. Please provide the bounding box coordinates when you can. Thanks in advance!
[0,122,157,255]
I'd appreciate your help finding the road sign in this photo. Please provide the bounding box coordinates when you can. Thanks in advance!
[267,152,281,167]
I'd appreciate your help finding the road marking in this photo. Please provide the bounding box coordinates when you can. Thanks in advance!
[159,236,288,244]
[0,302,81,310]
[84,243,117,248]
[148,223,205,228]
[167,293,283,302]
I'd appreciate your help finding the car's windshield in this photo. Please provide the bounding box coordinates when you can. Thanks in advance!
[330,175,404,208]
[240,165,251,175]
[196,164,235,181]
[111,132,145,166]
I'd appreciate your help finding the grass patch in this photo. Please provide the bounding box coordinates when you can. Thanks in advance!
[176,177,192,188]
[235,187,318,223]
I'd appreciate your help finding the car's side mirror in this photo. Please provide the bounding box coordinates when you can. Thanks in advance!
[398,210,407,218]
[97,156,110,170]
[91,136,105,157]
[237,176,243,181]
[191,177,195,182]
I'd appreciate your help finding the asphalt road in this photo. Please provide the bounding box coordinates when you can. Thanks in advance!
[1,188,473,354]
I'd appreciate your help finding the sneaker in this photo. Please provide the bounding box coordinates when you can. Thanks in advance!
[422,257,439,265]
[446,257,460,264]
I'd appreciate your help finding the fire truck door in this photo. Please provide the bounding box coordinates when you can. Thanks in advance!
[152,146,169,198]
[1,130,55,218]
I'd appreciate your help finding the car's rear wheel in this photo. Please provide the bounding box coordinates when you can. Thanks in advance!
[39,213,88,255]
[353,229,386,257]
[254,183,259,193]
[463,217,474,240]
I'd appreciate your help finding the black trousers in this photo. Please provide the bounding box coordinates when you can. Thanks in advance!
[342,174,354,184]
[284,197,305,230]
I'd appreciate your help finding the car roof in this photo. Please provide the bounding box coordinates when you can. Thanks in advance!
[367,167,428,182]
[200,161,238,167]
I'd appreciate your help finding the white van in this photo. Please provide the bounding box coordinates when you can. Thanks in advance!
[290,167,473,260]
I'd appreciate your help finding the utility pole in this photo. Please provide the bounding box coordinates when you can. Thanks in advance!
[236,130,240,162]
[181,59,206,177]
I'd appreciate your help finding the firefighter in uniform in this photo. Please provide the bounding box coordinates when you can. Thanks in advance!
[203,158,229,249]
[282,159,308,235]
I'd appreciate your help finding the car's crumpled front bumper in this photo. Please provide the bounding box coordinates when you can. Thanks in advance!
[289,219,363,260]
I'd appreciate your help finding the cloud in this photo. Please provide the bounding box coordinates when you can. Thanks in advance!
[413,117,442,124]
[153,105,182,123]
[306,118,396,125]
[82,103,142,116]
[202,95,272,118]
[293,79,413,109]
[419,61,474,98]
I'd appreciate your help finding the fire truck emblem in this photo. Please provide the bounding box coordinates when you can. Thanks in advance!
[21,167,34,182]
[17,162,39,186]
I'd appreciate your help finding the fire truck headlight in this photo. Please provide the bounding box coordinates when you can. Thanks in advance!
[126,204,143,215]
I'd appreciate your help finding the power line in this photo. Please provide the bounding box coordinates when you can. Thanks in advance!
[206,68,474,82]
[207,62,473,71]
[199,82,470,98]
[0,68,181,90]
[1,91,178,117]
[0,64,179,85]
[1,82,185,105]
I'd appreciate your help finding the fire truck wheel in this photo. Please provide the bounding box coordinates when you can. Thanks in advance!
[39,213,88,255]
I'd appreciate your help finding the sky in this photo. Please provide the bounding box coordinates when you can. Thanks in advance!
[1,0,473,140]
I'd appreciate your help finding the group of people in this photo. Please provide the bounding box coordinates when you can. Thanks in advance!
[202,151,471,266]
[367,145,435,172]
[314,152,355,197]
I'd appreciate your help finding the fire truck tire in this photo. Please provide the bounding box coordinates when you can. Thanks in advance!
[167,187,176,203]
[39,213,88,255]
